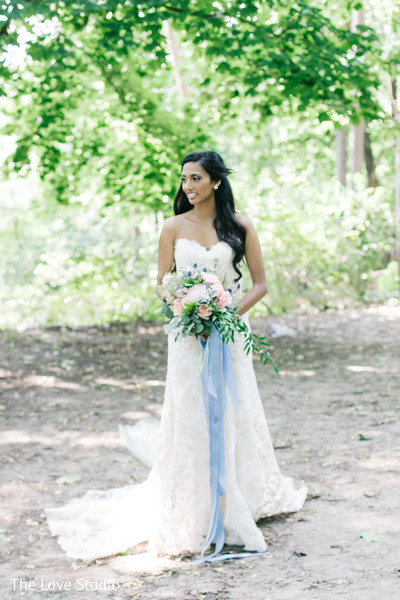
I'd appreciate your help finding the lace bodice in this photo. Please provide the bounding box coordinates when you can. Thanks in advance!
[174,238,239,292]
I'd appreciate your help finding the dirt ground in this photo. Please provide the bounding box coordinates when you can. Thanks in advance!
[1,306,399,600]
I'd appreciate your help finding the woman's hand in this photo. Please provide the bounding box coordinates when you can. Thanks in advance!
[195,331,209,342]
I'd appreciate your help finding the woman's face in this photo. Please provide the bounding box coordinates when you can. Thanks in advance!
[181,161,219,206]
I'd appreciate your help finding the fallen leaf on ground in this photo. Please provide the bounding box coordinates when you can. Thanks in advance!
[360,532,384,543]
[55,473,82,485]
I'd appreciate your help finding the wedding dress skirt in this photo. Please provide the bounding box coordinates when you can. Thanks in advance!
[46,239,307,561]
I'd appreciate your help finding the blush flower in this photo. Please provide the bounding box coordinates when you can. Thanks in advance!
[183,283,208,304]
[211,283,225,296]
[216,290,232,308]
[173,298,184,316]
[198,304,212,319]
[201,271,220,285]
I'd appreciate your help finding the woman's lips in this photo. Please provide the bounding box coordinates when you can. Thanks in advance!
[188,193,197,200]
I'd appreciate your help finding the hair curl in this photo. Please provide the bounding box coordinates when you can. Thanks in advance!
[173,150,246,280]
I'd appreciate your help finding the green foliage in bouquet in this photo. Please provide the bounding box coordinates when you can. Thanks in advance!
[217,309,279,373]
[158,268,278,372]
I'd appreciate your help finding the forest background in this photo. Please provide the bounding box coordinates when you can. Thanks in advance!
[1,0,399,331]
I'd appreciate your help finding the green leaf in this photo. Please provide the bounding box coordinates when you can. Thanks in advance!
[360,532,384,543]
[161,303,174,319]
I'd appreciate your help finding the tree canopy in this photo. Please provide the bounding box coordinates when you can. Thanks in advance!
[1,0,380,207]
[0,0,399,329]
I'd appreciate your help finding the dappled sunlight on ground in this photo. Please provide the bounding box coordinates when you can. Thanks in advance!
[0,309,399,598]
[0,373,88,392]
[108,553,187,576]
[120,408,163,420]
[367,305,400,318]
[0,369,12,377]
[0,429,121,447]
[279,370,316,377]
[22,376,86,390]
[137,325,163,336]
[94,377,166,390]
[346,365,399,373]
[334,510,398,535]
[351,455,399,472]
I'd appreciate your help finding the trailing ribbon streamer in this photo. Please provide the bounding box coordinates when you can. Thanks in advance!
[193,324,270,564]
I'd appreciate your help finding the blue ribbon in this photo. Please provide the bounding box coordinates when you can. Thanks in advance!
[193,324,270,564]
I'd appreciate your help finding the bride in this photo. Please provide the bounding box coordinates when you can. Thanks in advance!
[46,150,307,563]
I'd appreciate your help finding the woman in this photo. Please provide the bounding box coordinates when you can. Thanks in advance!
[46,150,306,563]
[158,151,268,317]
[153,150,306,561]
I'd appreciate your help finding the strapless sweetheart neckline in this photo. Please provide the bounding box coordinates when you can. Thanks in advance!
[174,238,228,252]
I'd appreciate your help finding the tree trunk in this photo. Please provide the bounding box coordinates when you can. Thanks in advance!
[350,121,364,176]
[336,128,347,186]
[163,21,191,99]
[390,76,400,290]
[350,10,365,182]
[364,130,378,187]
[395,135,400,284]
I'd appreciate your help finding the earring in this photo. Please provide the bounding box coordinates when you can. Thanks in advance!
[214,185,219,190]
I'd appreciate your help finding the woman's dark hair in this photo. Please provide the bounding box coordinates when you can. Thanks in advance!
[174,150,246,280]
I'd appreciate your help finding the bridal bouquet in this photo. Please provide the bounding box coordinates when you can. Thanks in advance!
[158,266,277,370]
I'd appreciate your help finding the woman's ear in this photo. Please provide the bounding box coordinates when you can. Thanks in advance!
[213,180,221,190]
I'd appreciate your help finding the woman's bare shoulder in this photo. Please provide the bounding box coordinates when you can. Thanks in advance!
[164,213,190,224]
[234,212,253,230]
[162,214,185,232]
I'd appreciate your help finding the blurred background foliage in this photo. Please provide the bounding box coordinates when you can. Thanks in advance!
[0,0,399,330]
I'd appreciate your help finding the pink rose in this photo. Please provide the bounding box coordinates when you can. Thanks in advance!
[183,283,208,304]
[211,283,224,296]
[201,271,220,285]
[173,298,184,316]
[198,304,212,319]
[216,290,232,308]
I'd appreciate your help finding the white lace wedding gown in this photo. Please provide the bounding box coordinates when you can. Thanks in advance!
[46,239,307,561]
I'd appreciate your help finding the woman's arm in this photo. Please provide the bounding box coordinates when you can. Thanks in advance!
[235,215,268,316]
[156,217,176,294]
